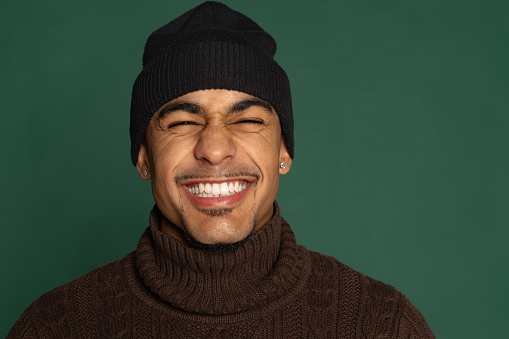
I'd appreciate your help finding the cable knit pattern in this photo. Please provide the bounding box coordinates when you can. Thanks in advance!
[8,203,435,338]
[96,263,131,338]
[339,261,362,337]
[306,252,340,337]
[32,287,73,338]
[358,275,400,338]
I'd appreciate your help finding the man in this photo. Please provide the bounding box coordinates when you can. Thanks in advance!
[9,2,434,338]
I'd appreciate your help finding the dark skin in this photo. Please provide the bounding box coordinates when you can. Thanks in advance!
[136,89,292,246]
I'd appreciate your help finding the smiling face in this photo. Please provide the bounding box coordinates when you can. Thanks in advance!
[136,89,292,246]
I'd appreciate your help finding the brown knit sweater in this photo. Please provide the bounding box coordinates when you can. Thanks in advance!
[9,205,434,338]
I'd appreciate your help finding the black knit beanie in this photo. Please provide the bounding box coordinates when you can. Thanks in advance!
[130,1,293,166]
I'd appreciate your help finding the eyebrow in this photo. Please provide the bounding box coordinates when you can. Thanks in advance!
[156,98,274,122]
[230,99,274,115]
[157,102,203,121]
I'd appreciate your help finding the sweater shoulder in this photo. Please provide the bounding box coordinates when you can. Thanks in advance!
[8,253,133,338]
[298,247,434,338]
[356,273,435,338]
[394,290,436,338]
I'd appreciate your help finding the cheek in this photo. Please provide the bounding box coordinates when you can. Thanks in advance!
[150,138,195,195]
[152,136,196,168]
[235,131,281,176]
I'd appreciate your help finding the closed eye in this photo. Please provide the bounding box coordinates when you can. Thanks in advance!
[235,119,264,124]
[168,121,200,128]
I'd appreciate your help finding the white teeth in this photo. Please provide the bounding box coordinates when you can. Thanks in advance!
[221,182,229,194]
[187,180,248,198]
[212,183,221,195]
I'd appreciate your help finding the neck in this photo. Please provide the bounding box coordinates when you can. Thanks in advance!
[157,204,275,248]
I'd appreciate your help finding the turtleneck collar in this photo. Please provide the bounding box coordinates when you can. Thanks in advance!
[135,202,309,315]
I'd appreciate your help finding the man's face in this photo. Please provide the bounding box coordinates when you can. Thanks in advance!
[137,89,291,246]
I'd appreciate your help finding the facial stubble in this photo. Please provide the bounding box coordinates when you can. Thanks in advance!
[175,184,259,252]
[178,205,258,252]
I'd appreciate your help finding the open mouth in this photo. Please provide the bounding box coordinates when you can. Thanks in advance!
[185,180,249,198]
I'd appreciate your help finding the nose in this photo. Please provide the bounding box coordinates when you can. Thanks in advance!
[194,125,236,165]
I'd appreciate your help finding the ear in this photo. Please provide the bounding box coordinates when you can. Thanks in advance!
[279,138,292,175]
[136,141,152,180]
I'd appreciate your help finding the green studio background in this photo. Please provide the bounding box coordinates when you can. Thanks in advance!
[1,0,508,337]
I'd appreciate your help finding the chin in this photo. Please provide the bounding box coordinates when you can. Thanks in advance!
[181,213,257,249]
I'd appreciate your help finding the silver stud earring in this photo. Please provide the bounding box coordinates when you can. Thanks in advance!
[280,162,286,170]
[142,170,148,176]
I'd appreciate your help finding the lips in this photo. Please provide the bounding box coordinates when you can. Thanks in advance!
[181,177,254,208]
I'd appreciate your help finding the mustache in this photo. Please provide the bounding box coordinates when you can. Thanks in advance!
[174,166,260,184]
